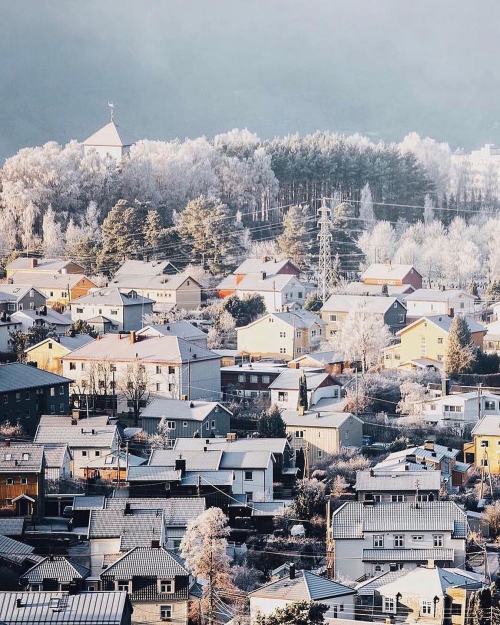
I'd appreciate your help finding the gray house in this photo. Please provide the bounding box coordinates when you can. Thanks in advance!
[139,397,231,439]
[0,285,47,313]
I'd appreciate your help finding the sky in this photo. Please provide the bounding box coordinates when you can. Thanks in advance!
[1,0,500,161]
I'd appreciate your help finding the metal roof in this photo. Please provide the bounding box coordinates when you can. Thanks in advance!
[72,496,105,511]
[355,569,407,596]
[88,510,164,549]
[104,497,205,526]
[250,570,354,601]
[149,449,223,471]
[0,445,44,473]
[140,398,229,422]
[173,437,289,455]
[43,446,69,469]
[101,546,188,579]
[220,450,272,469]
[376,565,485,596]
[0,591,129,624]
[0,535,36,565]
[332,502,467,538]
[355,470,441,492]
[472,415,500,435]
[232,257,299,276]
[0,363,71,393]
[126,466,180,482]
[322,293,405,314]
[34,424,117,448]
[363,548,455,562]
[21,557,89,583]
[72,287,153,306]
[282,410,354,429]
[0,518,24,536]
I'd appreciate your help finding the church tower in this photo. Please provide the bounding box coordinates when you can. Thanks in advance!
[82,104,131,160]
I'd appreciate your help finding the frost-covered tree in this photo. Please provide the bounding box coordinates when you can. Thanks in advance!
[396,380,427,416]
[20,201,39,252]
[98,199,145,273]
[275,205,308,266]
[180,507,234,621]
[423,194,434,224]
[336,306,392,373]
[42,206,64,257]
[177,195,241,272]
[292,478,326,519]
[258,404,286,438]
[143,208,164,250]
[357,221,396,265]
[359,182,374,224]
[118,362,151,426]
[444,316,477,376]
[255,601,328,625]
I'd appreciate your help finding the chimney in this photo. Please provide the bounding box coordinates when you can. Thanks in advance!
[449,307,454,318]
[298,405,305,416]
[441,377,450,397]
[261,271,267,280]
[427,559,435,568]
[16,599,23,609]
[189,401,194,408]
[289,563,296,580]
[151,539,160,548]
[203,446,207,452]
[29,258,38,269]
[5,439,10,447]
[130,331,136,344]
[124,502,131,515]
[227,432,238,442]
[370,468,374,477]
[424,440,435,451]
[175,458,186,475]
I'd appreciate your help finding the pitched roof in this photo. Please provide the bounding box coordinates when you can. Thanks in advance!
[290,350,344,365]
[219,273,299,293]
[0,591,129,624]
[361,263,420,281]
[12,309,72,328]
[233,257,299,276]
[26,334,93,355]
[137,322,206,341]
[10,272,92,289]
[269,369,335,391]
[72,287,153,306]
[72,496,105,511]
[343,282,414,296]
[0,285,46,302]
[111,271,201,292]
[83,120,131,147]
[64,334,219,364]
[43,446,69,469]
[378,443,460,465]
[332,502,467,538]
[0,444,44,473]
[126,466,181,482]
[220,450,273,470]
[355,569,407,596]
[363,548,455,562]
[281,410,356,429]
[472,415,500,435]
[405,288,475,302]
[322,293,405,314]
[114,260,179,277]
[399,315,486,336]
[250,570,354,601]
[140,398,229,422]
[6,258,84,273]
[101,546,188,578]
[38,415,110,427]
[173,436,289,454]
[0,534,36,565]
[88,509,164,549]
[0,363,71,392]
[240,310,323,332]
[21,557,89,584]
[355,470,441,492]
[376,565,485,597]
[149,449,223,471]
[34,424,117,448]
[104,497,205,525]
[0,518,25,536]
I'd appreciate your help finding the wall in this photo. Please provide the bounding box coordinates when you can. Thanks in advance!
[131,600,187,625]
[474,434,500,475]
[26,342,69,375]
[231,461,273,501]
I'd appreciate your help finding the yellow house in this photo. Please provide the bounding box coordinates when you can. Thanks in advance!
[464,415,500,475]
[6,257,85,279]
[237,311,324,361]
[383,315,486,370]
[25,335,94,375]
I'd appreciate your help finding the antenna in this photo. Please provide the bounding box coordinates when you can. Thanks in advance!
[108,101,115,122]
[317,197,335,303]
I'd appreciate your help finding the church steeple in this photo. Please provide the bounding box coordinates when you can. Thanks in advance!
[82,105,131,160]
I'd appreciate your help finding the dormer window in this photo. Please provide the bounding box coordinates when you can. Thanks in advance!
[22,453,30,461]
[4,454,11,461]
[159,579,174,594]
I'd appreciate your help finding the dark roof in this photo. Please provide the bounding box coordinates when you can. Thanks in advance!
[101,546,188,579]
[0,445,44,473]
[0,518,24,536]
[0,364,71,393]
[21,557,89,584]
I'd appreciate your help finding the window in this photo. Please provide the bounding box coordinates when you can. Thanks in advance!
[211,420,216,430]
[245,491,253,502]
[391,494,405,502]
[168,384,174,392]
[7,303,15,312]
[393,302,398,308]
[95,450,100,457]
[329,314,337,321]
[417,494,429,502]
[250,375,258,384]
[110,310,118,315]
[22,453,30,461]
[295,430,304,438]
[117,580,130,592]
[31,584,40,591]
[156,383,161,392]
[159,580,174,593]
[412,535,424,541]
[433,534,443,547]
[451,604,462,616]
[105,457,114,465]
[156,365,162,374]
[485,400,496,411]
[4,454,11,461]
[394,534,404,548]
[50,387,55,397]
[244,471,253,481]
[168,366,175,375]
[238,374,245,383]
[21,477,27,485]
[160,605,173,621]
[296,331,301,338]
[6,478,14,485]
[48,342,53,350]
[15,392,21,402]
[262,375,270,384]
[166,421,176,430]
[421,601,432,616]
[437,337,443,344]
[318,450,323,459]
[183,421,188,428]
[383,597,396,613]
[76,308,83,313]
[82,451,87,457]
[374,565,382,572]
[278,391,288,402]
[373,535,384,548]
[69,362,76,370]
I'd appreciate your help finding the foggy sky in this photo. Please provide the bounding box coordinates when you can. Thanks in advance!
[1,0,499,161]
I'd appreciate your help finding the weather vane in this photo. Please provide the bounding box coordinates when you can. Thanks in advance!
[108,101,114,122]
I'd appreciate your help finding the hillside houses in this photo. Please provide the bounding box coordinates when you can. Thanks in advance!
[405,289,477,321]
[269,368,342,410]
[5,258,86,280]
[10,272,96,308]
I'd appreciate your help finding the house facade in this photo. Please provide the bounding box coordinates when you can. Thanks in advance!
[419,392,500,429]
[25,335,94,375]
[464,415,500,475]
[269,369,342,411]
[237,311,324,361]
[10,272,96,307]
[0,443,45,517]
[221,362,286,400]
[405,289,476,320]
[0,285,47,313]
[361,263,423,290]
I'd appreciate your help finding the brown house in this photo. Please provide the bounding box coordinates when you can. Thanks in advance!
[0,443,45,518]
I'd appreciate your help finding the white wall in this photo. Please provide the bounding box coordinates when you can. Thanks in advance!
[422,395,500,427]
[271,384,340,411]
[231,462,274,502]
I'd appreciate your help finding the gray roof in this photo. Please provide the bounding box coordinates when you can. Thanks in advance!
[21,557,89,584]
[181,471,235,487]
[239,310,323,332]
[332,502,467,539]
[363,548,455,562]
[343,282,414,296]
[126,466,181,482]
[400,315,486,335]
[137,322,206,341]
[219,272,299,293]
[361,263,420,281]
[149,449,223,471]
[0,534,36,565]
[233,257,299,276]
[65,334,219,364]
[173,437,289,455]
[355,569,407,596]
[291,350,345,365]
[72,496,105,511]
[0,285,46,302]
[104,497,205,526]
[0,445,44,473]
[7,258,84,273]
[88,510,164,549]
[10,272,91,289]
[12,309,72,328]
[378,443,459,465]
[406,288,475,302]
[322,293,405,314]
[140,398,229,422]
[0,518,24,536]
[0,591,129,624]
[0,363,71,392]
[73,287,153,307]
[355,470,441,492]
[111,271,200,292]
[250,570,354,601]
[376,565,485,597]
[220,450,273,469]
[269,369,335,391]
[101,546,188,579]
[38,415,110,427]
[472,415,500,435]
[34,424,117,449]
[114,259,178,277]
[43,446,69,469]
[282,410,355,429]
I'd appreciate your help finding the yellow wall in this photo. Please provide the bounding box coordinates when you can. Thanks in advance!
[286,425,340,463]
[25,341,69,374]
[473,434,500,475]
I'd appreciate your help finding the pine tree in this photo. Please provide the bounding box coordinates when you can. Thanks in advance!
[359,183,374,223]
[258,404,286,438]
[297,371,308,411]
[143,208,164,250]
[275,205,307,267]
[444,316,477,376]
[255,601,328,625]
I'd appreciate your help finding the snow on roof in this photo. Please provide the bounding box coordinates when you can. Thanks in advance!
[472,415,500,435]
[72,287,153,306]
[218,272,298,292]
[322,293,405,314]
[173,437,289,455]
[250,569,354,601]
[376,565,485,598]
[343,282,414,296]
[240,310,323,331]
[114,259,179,277]
[12,309,72,327]
[399,315,486,335]
[137,322,206,341]
[281,410,354,429]
[355,469,441,492]
[233,257,299,276]
[83,120,131,147]
[140,397,230,422]
[269,368,335,390]
[361,263,420,281]
[290,350,345,365]
[10,272,92,289]
[405,288,475,302]
[6,258,84,272]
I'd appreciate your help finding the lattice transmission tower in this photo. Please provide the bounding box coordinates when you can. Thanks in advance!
[317,197,336,303]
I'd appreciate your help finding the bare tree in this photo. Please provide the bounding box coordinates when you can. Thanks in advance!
[119,362,151,425]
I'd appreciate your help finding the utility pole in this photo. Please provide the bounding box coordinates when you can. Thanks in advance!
[317,197,335,304]
[326,497,335,579]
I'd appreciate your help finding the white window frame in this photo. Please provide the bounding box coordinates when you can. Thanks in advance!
[373,535,384,548]
[383,597,396,614]
[160,604,173,621]
[158,579,174,594]
[421,600,433,616]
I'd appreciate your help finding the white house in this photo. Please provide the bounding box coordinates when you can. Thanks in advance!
[11,308,71,335]
[61,332,221,403]
[249,569,356,623]
[419,391,500,429]
[70,288,154,333]
[269,368,341,411]
[405,289,477,320]
[137,322,208,348]
[0,317,22,353]
[331,501,467,580]
[82,119,131,160]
